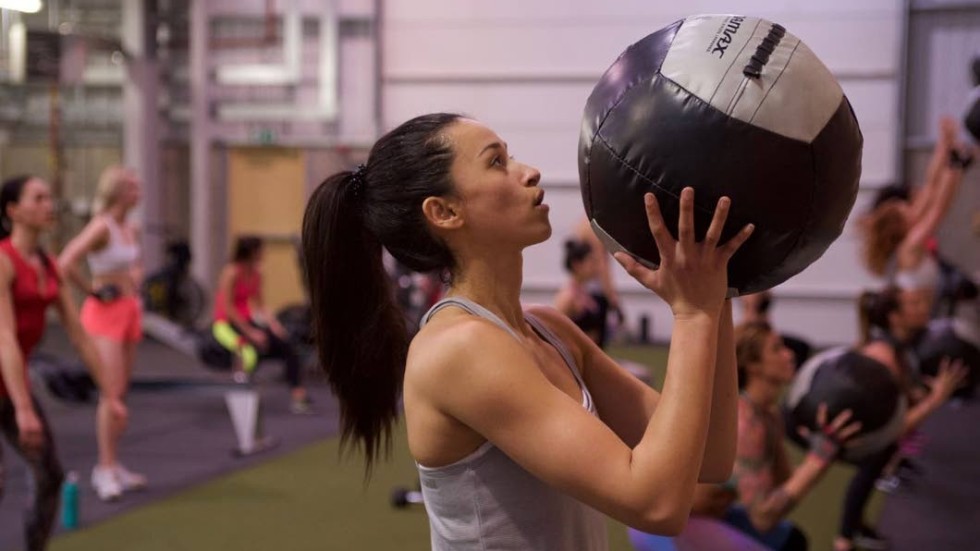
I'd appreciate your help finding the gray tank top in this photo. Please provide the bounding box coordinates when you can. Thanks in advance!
[417,297,609,551]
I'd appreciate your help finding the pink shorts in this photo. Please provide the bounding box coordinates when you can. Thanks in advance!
[80,295,143,343]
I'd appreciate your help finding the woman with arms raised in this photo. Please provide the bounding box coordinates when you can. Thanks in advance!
[302,113,754,549]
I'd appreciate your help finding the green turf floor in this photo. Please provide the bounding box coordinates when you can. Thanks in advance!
[49,345,879,551]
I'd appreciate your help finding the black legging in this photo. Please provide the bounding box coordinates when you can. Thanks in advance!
[840,443,898,539]
[782,525,809,551]
[0,395,65,551]
[239,321,303,389]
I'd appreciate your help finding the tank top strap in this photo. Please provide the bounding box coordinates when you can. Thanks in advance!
[524,313,589,396]
[884,254,898,283]
[0,238,20,266]
[420,296,522,341]
[421,297,595,413]
[101,214,122,239]
[0,239,58,282]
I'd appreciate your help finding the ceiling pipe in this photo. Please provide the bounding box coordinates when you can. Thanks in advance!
[209,0,279,49]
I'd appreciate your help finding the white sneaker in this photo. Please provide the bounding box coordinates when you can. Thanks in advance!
[114,464,148,492]
[91,466,122,502]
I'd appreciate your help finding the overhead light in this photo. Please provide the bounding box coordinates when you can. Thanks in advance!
[0,0,43,14]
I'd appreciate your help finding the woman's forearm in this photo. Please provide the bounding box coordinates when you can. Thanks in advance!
[62,263,93,295]
[749,454,829,532]
[700,300,737,482]
[630,312,720,519]
[0,341,35,413]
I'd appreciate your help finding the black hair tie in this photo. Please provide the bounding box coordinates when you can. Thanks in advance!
[350,164,367,197]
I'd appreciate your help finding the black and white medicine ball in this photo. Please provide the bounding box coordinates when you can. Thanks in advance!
[784,348,906,463]
[579,14,864,295]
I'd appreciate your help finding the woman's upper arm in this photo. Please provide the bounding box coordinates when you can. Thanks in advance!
[0,256,20,347]
[58,219,107,269]
[417,322,657,526]
[526,305,660,447]
[50,263,81,326]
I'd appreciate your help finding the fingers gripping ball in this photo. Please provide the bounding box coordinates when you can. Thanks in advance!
[579,14,863,295]
[784,348,906,463]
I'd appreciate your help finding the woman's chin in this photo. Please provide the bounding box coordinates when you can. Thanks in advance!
[537,223,553,244]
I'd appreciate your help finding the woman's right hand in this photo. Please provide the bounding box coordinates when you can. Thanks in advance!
[614,188,754,318]
[797,403,863,464]
[926,357,968,405]
[248,328,269,349]
[15,407,44,454]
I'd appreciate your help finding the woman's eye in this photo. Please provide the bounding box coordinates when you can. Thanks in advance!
[490,155,513,168]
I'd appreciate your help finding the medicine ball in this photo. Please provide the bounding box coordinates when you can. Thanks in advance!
[784,348,906,463]
[579,14,863,295]
[914,318,980,399]
[965,88,980,142]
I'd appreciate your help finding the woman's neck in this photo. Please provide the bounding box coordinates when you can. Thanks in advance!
[742,378,781,410]
[448,250,526,332]
[890,325,911,343]
[9,225,40,255]
[571,271,591,286]
[237,260,258,273]
[105,204,129,224]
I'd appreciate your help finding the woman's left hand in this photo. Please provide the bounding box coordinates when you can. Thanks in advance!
[270,321,289,341]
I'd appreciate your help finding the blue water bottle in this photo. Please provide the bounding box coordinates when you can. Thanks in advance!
[61,471,79,530]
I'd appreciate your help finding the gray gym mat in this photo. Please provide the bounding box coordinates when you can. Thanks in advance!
[877,397,980,550]
[0,325,337,551]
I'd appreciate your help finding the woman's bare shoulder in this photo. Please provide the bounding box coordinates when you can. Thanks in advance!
[408,310,516,376]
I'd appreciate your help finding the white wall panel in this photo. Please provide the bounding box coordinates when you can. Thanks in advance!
[340,33,378,141]
[384,18,899,80]
[383,82,591,128]
[384,1,898,22]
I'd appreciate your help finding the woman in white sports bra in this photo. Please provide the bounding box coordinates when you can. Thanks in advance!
[58,165,147,502]
[301,114,755,550]
[861,117,971,311]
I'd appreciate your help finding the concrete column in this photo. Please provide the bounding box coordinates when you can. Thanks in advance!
[0,129,8,176]
[121,0,163,269]
[189,0,216,290]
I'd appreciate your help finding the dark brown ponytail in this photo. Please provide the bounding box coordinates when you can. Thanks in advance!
[301,113,461,474]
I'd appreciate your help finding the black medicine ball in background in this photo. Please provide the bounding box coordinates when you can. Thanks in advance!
[965,92,980,142]
[784,348,907,464]
[914,319,980,400]
[579,14,863,295]
[965,56,980,141]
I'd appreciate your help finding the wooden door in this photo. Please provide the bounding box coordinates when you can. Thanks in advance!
[227,147,306,314]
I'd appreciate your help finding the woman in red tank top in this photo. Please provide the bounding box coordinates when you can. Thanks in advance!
[212,236,311,413]
[0,175,109,551]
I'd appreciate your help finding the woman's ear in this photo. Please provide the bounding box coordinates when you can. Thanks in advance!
[422,196,463,231]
